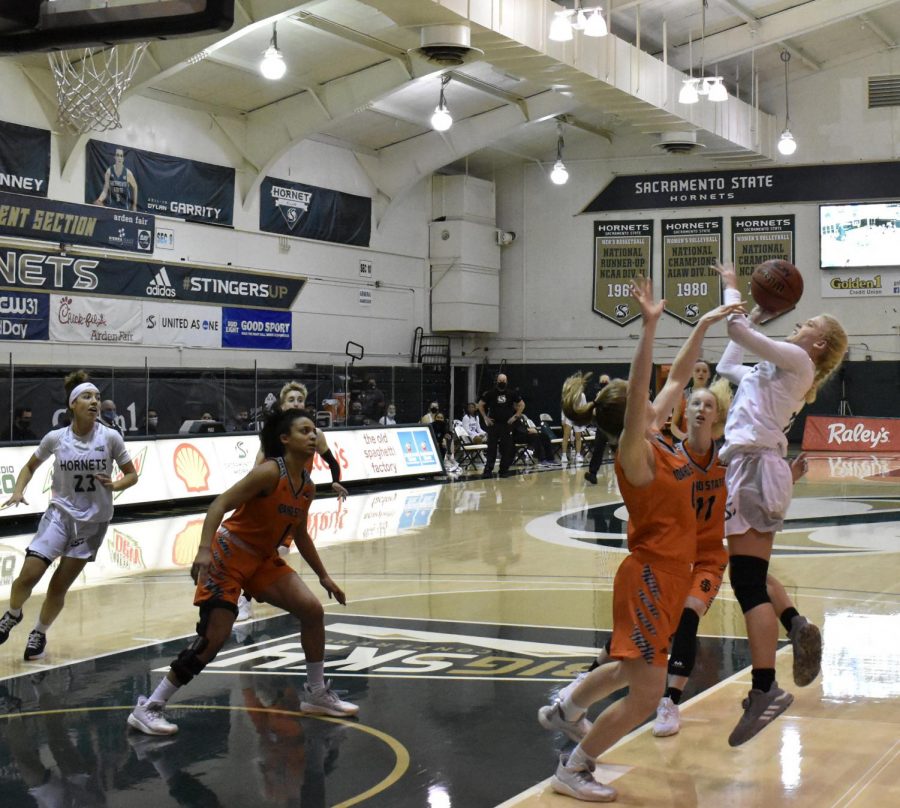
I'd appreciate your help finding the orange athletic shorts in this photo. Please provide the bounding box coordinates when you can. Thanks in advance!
[687,539,728,613]
[194,529,294,608]
[609,554,691,667]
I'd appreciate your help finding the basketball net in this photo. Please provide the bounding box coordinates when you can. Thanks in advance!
[48,42,148,134]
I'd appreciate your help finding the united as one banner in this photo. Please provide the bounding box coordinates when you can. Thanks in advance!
[260,176,371,246]
[0,120,50,197]
[143,300,221,348]
[85,140,235,227]
[661,218,722,325]
[592,220,652,326]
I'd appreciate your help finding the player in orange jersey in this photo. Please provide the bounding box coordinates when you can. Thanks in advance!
[537,278,743,802]
[127,409,357,737]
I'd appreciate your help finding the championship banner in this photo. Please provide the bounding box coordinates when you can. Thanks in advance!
[222,306,292,350]
[592,220,652,326]
[661,218,722,325]
[731,215,794,300]
[583,160,900,212]
[143,300,221,348]
[0,120,50,197]
[0,289,48,340]
[260,176,371,247]
[820,268,900,298]
[802,415,900,453]
[49,293,142,344]
[0,189,154,253]
[0,245,304,310]
[85,140,235,227]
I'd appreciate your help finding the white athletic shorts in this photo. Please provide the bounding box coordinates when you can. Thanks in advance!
[723,450,793,536]
[27,505,109,563]
[560,411,587,433]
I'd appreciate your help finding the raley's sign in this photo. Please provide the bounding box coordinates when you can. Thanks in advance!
[801,415,900,452]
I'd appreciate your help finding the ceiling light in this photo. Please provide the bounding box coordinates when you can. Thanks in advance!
[549,119,569,185]
[679,3,729,105]
[430,74,453,132]
[707,77,728,102]
[777,50,797,155]
[549,5,607,42]
[679,78,699,104]
[260,23,286,80]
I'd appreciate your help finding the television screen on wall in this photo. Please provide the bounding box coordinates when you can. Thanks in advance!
[820,202,900,268]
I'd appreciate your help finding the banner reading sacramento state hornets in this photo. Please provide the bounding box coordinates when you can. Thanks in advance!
[85,140,234,227]
[732,215,794,302]
[592,220,652,326]
[0,120,50,197]
[260,176,371,247]
[662,217,722,325]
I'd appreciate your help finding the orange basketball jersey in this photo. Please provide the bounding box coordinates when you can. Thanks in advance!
[615,432,697,569]
[678,440,727,549]
[222,457,315,554]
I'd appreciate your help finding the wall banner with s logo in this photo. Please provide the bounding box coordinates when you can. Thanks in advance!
[143,300,221,347]
[592,220,653,326]
[0,290,49,340]
[661,217,722,325]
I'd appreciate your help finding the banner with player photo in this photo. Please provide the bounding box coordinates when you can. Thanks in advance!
[0,245,304,310]
[259,176,371,247]
[0,189,154,253]
[592,220,652,326]
[661,217,722,325]
[731,215,795,302]
[85,140,235,227]
[0,120,50,197]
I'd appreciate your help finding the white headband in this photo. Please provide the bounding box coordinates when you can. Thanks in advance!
[69,382,99,407]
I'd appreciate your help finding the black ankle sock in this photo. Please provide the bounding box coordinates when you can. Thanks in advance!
[665,686,683,705]
[751,668,776,693]
[780,607,800,635]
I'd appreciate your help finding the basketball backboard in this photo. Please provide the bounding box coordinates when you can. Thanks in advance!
[0,0,234,54]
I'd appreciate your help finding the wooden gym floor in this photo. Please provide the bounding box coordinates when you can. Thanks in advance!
[0,452,898,807]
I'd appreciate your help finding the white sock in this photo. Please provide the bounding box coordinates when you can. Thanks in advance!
[8,607,22,618]
[34,620,50,634]
[306,661,325,690]
[149,677,179,706]
[559,681,587,722]
[566,744,594,771]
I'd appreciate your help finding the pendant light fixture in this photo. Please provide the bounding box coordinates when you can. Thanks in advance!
[260,23,286,80]
[549,3,608,42]
[679,2,728,105]
[550,120,569,185]
[430,74,453,132]
[777,50,797,155]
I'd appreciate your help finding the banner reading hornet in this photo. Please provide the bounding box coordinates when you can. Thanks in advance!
[732,215,795,318]
[0,189,154,253]
[592,220,652,326]
[0,120,50,197]
[259,176,371,247]
[0,244,304,310]
[662,217,722,325]
[85,140,235,227]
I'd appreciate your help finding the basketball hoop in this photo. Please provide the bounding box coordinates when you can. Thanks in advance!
[48,42,148,134]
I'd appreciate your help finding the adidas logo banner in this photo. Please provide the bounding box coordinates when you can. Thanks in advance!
[259,176,371,247]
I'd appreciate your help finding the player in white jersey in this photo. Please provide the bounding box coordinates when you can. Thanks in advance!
[0,371,138,660]
[714,262,847,746]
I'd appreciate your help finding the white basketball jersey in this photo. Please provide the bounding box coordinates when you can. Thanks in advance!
[34,423,132,522]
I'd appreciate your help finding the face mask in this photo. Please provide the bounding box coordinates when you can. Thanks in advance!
[496,383,507,391]
[388,410,396,417]
[18,419,31,427]
[148,418,158,428]
[102,411,116,422]
[431,406,438,412]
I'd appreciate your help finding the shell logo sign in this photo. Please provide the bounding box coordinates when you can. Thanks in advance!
[172,519,204,566]
[173,443,210,492]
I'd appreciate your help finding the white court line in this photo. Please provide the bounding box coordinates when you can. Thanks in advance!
[831,738,900,807]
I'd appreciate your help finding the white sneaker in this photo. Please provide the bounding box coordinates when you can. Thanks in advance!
[127,696,179,736]
[537,700,591,743]
[236,595,253,622]
[550,753,617,802]
[651,696,680,737]
[277,544,290,558]
[301,681,359,717]
[575,453,585,465]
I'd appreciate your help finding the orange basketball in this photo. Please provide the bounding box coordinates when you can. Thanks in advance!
[750,259,803,313]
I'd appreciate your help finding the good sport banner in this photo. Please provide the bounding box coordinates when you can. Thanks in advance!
[583,160,900,212]
[0,244,304,310]
[259,176,371,247]
[731,215,795,302]
[0,189,154,253]
[0,120,50,197]
[661,217,722,325]
[592,220,652,327]
[85,140,235,227]
[0,289,48,340]
[222,306,292,350]
[802,415,900,452]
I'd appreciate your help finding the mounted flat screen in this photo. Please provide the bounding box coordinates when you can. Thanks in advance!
[820,202,900,268]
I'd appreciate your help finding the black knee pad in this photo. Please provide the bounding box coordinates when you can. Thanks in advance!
[667,609,700,678]
[729,555,770,614]
[170,635,209,686]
